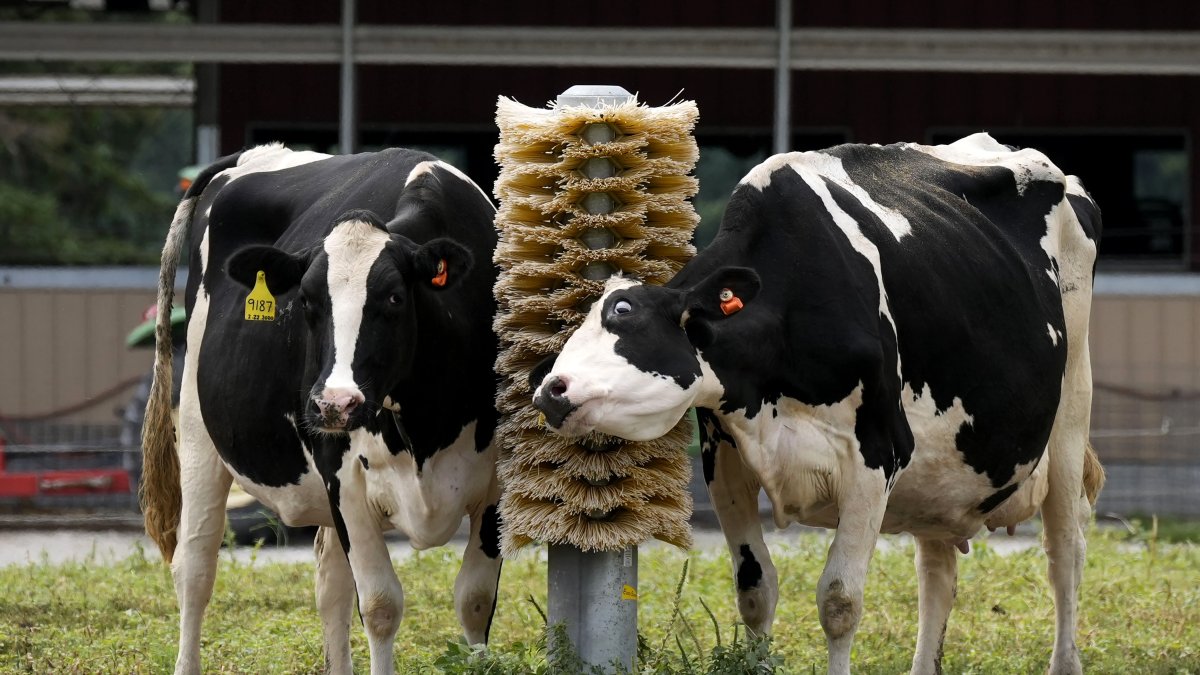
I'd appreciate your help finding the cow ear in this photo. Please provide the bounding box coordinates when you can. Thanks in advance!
[226,245,311,294]
[683,266,761,322]
[413,237,473,290]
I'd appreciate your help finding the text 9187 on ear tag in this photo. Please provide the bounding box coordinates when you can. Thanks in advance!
[244,270,276,321]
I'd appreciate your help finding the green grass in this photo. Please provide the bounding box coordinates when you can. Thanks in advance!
[1,529,1198,673]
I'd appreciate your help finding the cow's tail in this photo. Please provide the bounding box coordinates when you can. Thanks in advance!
[1082,440,1105,507]
[140,196,193,562]
[141,152,242,563]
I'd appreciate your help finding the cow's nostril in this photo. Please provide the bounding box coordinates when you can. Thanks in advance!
[533,375,578,429]
[547,376,568,399]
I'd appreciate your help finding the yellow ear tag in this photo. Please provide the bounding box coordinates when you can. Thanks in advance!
[244,270,276,321]
[621,584,638,601]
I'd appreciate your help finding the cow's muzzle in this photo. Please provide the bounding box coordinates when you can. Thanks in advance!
[313,387,365,430]
[533,375,578,430]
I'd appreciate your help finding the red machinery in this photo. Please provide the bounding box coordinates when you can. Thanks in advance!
[0,432,132,500]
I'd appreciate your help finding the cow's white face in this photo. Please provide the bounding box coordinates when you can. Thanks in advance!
[533,268,760,441]
[315,218,391,427]
[226,211,472,434]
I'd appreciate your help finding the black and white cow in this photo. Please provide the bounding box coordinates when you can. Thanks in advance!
[532,133,1104,675]
[141,144,503,675]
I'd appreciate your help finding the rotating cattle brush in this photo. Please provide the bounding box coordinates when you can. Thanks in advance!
[493,87,700,556]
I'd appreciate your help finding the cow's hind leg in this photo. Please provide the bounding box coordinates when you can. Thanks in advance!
[701,415,778,635]
[315,526,355,675]
[1039,182,1105,675]
[910,538,958,675]
[1042,342,1093,675]
[453,478,504,644]
[818,464,888,675]
[172,409,233,675]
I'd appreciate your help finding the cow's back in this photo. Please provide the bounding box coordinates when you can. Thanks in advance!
[825,138,1074,489]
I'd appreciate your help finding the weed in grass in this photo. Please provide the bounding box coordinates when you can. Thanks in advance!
[1114,513,1200,544]
[705,625,781,675]
[634,559,783,674]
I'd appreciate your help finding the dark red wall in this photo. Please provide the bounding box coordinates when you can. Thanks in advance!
[213,3,1200,265]
[220,0,1200,30]
[220,1,773,27]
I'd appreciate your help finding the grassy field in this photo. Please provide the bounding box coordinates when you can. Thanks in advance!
[0,527,1197,674]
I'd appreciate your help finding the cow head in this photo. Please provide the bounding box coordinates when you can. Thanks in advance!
[227,210,472,433]
[532,267,760,441]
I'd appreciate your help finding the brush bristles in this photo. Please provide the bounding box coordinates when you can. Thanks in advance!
[493,94,700,555]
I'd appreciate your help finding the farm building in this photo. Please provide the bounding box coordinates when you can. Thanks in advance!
[0,0,1198,516]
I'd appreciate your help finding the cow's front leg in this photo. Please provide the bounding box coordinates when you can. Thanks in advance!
[910,538,958,675]
[818,464,888,675]
[325,456,402,675]
[454,477,504,644]
[701,411,778,634]
[314,526,354,675]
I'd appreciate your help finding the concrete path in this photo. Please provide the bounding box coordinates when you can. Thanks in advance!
[0,525,1042,568]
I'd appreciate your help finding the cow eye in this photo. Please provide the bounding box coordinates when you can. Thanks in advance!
[299,295,309,309]
[613,299,632,315]
[388,293,402,305]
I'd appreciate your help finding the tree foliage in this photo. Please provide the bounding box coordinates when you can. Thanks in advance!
[0,7,193,265]
[0,104,192,265]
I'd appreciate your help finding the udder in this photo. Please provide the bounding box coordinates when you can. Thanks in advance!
[883,449,1046,540]
[983,451,1049,532]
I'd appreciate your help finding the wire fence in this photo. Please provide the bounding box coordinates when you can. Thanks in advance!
[1090,381,1200,517]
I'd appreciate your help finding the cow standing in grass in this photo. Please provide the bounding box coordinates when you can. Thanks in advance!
[533,134,1105,675]
[141,144,503,675]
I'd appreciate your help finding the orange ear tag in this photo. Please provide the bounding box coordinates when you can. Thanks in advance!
[719,287,743,316]
[431,259,448,287]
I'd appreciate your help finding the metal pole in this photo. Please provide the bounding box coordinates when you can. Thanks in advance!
[194,0,219,165]
[548,546,638,671]
[547,84,639,674]
[339,0,356,154]
[773,0,792,155]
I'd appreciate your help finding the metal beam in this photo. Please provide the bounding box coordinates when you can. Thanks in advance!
[1,22,1199,75]
[0,74,193,106]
